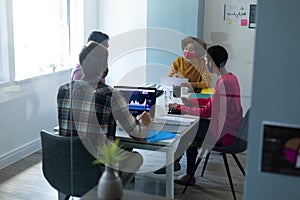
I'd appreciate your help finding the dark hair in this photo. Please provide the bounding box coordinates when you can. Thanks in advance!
[207,45,228,68]
[79,42,108,76]
[87,31,109,46]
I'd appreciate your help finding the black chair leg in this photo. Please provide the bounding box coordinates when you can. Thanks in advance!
[222,153,236,200]
[232,154,246,176]
[201,152,211,177]
[182,157,202,194]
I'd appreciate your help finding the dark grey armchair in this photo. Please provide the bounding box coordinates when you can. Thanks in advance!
[40,130,103,200]
[183,108,251,200]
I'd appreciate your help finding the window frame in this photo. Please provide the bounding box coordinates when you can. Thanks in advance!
[0,0,83,86]
[0,0,14,85]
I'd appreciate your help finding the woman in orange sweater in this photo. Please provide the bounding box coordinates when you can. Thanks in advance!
[167,36,211,93]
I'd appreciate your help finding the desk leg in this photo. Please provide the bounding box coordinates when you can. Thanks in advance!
[166,147,174,199]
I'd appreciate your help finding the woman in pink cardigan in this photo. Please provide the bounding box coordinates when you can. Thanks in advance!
[170,45,243,185]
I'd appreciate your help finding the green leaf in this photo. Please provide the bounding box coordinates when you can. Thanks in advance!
[94,139,128,166]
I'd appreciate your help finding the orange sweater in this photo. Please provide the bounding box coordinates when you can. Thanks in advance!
[167,57,211,89]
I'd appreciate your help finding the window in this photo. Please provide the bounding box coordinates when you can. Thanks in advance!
[0,0,10,83]
[12,0,70,80]
[0,0,83,82]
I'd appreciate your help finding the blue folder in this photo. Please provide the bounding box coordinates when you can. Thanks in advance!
[145,130,176,142]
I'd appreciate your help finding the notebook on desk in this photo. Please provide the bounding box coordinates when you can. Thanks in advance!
[152,114,197,126]
[145,130,177,142]
[160,77,188,91]
[114,86,157,118]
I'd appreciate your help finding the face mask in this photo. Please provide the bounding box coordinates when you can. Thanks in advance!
[219,60,227,68]
[184,51,196,59]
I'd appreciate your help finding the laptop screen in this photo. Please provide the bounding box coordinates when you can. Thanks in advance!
[114,86,157,118]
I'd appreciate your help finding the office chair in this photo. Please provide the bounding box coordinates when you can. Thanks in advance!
[40,130,103,200]
[182,108,251,200]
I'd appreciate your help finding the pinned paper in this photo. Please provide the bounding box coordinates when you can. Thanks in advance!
[227,18,233,24]
[241,19,248,26]
[224,4,248,21]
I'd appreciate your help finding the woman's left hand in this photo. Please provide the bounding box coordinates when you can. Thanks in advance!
[169,103,178,109]
[180,82,193,91]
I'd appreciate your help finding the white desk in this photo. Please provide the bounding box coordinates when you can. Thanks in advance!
[116,120,198,199]
[116,95,199,199]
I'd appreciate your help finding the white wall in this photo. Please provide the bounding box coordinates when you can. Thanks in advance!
[146,0,202,84]
[83,0,98,41]
[203,0,257,112]
[97,0,147,38]
[98,0,147,86]
[0,71,69,169]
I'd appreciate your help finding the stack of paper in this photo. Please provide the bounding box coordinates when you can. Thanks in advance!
[153,115,197,126]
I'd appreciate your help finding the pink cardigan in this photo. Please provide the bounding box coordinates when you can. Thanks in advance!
[177,73,243,146]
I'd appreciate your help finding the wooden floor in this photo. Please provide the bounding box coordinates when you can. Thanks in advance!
[0,150,247,200]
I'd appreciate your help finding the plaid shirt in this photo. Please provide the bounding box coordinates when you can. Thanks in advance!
[57,78,139,140]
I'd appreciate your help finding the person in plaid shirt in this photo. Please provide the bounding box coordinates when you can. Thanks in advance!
[57,41,151,180]
[58,41,151,138]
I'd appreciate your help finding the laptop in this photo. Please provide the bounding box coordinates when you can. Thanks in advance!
[160,77,188,91]
[143,83,164,97]
[114,86,157,118]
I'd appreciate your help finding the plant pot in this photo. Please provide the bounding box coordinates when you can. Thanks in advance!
[97,165,123,200]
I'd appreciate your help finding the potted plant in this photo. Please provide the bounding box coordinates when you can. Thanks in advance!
[93,139,127,200]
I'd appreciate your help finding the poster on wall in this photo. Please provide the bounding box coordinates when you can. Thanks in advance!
[261,121,300,177]
[223,4,248,26]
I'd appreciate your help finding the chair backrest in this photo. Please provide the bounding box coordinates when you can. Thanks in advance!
[237,108,251,143]
[40,130,103,197]
[214,108,251,154]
